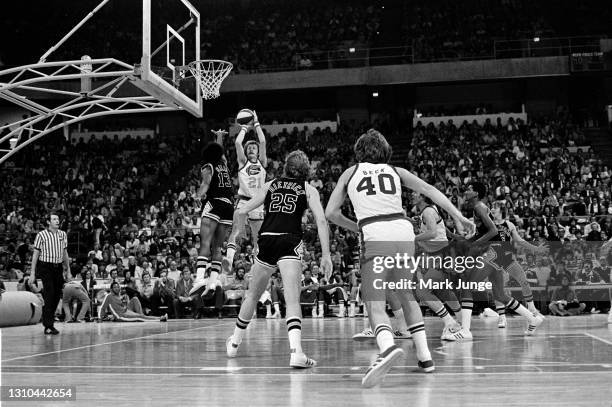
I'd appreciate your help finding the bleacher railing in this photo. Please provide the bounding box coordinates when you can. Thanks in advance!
[241,35,605,73]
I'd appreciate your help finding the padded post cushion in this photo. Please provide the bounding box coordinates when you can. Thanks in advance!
[0,291,43,327]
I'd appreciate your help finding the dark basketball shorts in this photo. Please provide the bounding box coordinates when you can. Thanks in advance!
[255,234,303,269]
[482,244,514,271]
[201,198,233,226]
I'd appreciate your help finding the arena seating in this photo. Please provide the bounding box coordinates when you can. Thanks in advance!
[2,0,610,72]
[2,110,611,320]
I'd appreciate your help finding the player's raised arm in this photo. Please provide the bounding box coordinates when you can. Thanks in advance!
[252,110,267,167]
[235,124,249,167]
[197,164,213,200]
[306,184,332,275]
[395,167,474,235]
[325,167,358,233]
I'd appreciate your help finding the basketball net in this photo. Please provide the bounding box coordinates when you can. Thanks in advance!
[186,59,233,100]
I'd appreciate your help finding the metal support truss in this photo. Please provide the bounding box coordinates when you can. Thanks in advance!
[0,58,179,165]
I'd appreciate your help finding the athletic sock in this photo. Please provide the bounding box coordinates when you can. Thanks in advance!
[232,316,250,344]
[226,243,237,267]
[408,322,431,361]
[524,294,536,313]
[506,298,535,322]
[265,303,272,316]
[209,261,221,286]
[449,304,462,325]
[374,323,394,353]
[196,256,209,281]
[287,317,303,353]
[496,304,506,316]
[433,305,456,327]
[349,301,356,317]
[461,299,474,331]
[392,308,409,332]
[273,302,281,314]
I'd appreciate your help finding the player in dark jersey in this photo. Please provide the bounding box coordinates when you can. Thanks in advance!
[490,204,548,327]
[191,142,235,297]
[226,150,332,369]
[459,182,545,338]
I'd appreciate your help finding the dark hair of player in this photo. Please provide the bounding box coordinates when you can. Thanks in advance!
[423,195,434,205]
[283,150,310,179]
[201,142,225,165]
[354,129,393,164]
[469,182,487,200]
[244,140,259,152]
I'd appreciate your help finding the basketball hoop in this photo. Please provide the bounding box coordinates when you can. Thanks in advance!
[186,59,233,100]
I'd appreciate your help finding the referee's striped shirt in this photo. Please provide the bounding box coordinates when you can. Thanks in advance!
[34,229,68,264]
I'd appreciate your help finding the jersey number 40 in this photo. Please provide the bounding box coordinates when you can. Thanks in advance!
[356,174,397,195]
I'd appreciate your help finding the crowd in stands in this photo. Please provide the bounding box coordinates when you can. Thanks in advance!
[1,107,612,319]
[2,0,610,72]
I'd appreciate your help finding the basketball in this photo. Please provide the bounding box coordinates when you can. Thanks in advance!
[236,109,254,125]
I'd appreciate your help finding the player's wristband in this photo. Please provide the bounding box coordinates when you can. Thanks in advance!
[254,121,261,128]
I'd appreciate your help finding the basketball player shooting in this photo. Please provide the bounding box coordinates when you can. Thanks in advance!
[224,108,267,272]
[325,129,475,387]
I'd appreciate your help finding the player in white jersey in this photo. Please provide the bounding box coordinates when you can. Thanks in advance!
[326,129,475,387]
[224,109,267,273]
[413,193,467,341]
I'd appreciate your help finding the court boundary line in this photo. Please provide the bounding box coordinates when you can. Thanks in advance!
[583,332,612,346]
[4,362,612,369]
[3,371,611,377]
[1,321,234,362]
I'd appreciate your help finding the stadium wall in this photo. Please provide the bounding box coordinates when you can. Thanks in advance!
[221,56,569,92]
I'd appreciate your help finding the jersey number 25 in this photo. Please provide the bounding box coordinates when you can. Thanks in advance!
[269,193,297,213]
[356,174,397,195]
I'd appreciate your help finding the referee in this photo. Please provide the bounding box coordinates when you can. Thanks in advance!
[29,212,71,335]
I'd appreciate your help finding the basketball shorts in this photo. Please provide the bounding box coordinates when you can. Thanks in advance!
[255,234,303,269]
[201,198,233,226]
[359,219,416,302]
[235,197,265,221]
[482,244,514,271]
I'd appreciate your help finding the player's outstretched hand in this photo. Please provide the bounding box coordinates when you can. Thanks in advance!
[454,216,476,239]
[211,129,228,138]
[320,254,333,277]
[537,242,550,255]
[252,110,259,125]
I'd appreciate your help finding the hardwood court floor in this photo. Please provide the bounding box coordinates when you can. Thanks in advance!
[2,315,612,407]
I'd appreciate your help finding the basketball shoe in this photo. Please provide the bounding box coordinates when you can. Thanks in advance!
[226,336,239,358]
[524,314,545,336]
[498,314,507,328]
[352,328,374,341]
[362,345,404,388]
[289,352,317,369]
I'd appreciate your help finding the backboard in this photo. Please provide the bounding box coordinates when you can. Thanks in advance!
[136,0,202,117]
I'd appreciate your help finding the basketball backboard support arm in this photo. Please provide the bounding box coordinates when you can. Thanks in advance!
[0,58,175,165]
[39,0,111,63]
[0,0,232,165]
